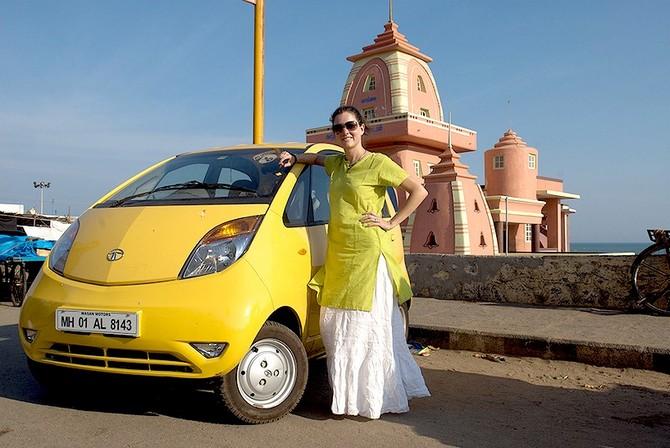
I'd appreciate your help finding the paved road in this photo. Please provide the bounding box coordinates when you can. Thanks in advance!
[1,302,669,448]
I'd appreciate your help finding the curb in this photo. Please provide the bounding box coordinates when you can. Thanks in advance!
[409,325,670,374]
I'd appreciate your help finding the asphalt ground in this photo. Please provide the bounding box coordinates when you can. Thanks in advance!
[2,301,670,447]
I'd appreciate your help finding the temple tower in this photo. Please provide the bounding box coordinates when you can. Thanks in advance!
[409,133,498,255]
[306,19,499,255]
[306,20,477,188]
[483,129,579,252]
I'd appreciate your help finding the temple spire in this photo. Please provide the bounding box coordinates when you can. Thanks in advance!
[389,0,394,22]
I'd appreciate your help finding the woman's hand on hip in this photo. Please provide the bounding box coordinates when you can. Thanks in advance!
[360,212,393,231]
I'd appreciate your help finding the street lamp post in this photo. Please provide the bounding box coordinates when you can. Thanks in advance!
[244,0,265,144]
[33,181,50,215]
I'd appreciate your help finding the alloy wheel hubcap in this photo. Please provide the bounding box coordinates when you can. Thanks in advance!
[236,338,297,408]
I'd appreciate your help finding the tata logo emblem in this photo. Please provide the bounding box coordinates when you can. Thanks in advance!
[106,249,124,262]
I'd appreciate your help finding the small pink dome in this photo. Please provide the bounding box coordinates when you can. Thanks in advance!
[485,129,538,199]
[493,129,528,150]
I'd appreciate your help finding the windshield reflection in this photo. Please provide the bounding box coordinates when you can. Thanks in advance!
[97,148,299,207]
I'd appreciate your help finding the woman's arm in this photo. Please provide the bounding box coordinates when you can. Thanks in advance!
[278,151,326,168]
[361,177,428,230]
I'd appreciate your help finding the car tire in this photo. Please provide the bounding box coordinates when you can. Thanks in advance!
[26,358,69,394]
[399,301,410,341]
[216,321,308,424]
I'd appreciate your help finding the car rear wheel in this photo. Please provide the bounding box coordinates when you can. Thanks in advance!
[399,301,410,341]
[216,321,308,424]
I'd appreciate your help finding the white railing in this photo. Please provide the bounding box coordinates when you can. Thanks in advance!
[306,112,477,137]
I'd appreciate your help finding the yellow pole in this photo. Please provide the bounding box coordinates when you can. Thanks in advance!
[253,0,264,144]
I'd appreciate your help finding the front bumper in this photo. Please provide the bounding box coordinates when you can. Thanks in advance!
[19,260,274,379]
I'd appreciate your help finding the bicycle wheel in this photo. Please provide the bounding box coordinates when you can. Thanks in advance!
[9,264,28,307]
[631,243,670,315]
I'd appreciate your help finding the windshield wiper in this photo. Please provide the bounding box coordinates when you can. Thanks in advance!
[109,181,257,207]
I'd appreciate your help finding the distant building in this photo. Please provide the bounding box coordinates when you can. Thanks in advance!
[0,203,25,214]
[306,19,579,254]
[484,130,579,252]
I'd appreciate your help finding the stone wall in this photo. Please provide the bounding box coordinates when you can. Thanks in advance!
[406,254,637,310]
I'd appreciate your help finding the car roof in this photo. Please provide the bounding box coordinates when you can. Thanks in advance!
[180,142,310,155]
[178,142,339,156]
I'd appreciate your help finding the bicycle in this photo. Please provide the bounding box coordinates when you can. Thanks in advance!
[631,229,670,315]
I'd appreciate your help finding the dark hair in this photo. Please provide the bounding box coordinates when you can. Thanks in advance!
[330,105,367,134]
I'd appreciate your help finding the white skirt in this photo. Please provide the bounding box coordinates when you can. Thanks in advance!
[319,256,430,419]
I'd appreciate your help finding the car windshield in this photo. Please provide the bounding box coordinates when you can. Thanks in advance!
[96,148,300,208]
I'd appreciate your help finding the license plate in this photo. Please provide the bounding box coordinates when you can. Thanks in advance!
[56,309,139,337]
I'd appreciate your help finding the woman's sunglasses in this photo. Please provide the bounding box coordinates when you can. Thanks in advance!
[331,121,359,134]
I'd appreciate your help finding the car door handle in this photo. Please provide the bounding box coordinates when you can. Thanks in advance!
[298,248,307,255]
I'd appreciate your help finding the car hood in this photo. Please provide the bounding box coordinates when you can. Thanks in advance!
[62,204,268,285]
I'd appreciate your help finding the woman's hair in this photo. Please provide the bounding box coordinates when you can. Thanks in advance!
[330,105,367,134]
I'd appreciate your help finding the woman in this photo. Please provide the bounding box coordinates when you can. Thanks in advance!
[279,106,430,419]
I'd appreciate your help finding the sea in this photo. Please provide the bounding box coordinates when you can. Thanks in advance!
[570,242,648,254]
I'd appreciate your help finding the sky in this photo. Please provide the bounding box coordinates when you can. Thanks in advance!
[1,0,668,242]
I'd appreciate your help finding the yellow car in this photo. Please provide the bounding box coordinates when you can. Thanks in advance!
[19,143,410,423]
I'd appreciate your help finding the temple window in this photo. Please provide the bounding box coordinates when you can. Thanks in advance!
[479,232,487,247]
[528,153,537,169]
[420,108,430,118]
[412,160,422,177]
[417,75,426,92]
[362,107,376,120]
[525,224,533,242]
[424,231,439,249]
[474,200,480,212]
[427,162,434,174]
[494,155,504,169]
[364,75,376,91]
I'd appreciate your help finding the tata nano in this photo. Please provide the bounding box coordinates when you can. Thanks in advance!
[19,143,410,423]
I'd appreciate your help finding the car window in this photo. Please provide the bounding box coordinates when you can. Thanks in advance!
[96,149,298,207]
[150,164,210,200]
[310,165,330,224]
[284,168,309,226]
[387,186,399,211]
[381,201,391,218]
[158,164,209,188]
[382,187,399,218]
[216,167,252,185]
[284,164,332,227]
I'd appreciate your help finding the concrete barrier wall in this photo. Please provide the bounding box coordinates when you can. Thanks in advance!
[406,254,637,310]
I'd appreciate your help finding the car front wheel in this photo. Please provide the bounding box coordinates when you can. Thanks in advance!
[216,321,308,424]
[26,358,70,395]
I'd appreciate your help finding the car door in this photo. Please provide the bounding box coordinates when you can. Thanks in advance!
[282,153,402,355]
[282,158,332,354]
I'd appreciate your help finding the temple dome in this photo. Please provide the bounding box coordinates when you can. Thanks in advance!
[493,129,529,150]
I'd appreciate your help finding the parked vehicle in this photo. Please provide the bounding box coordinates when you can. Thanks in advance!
[19,143,409,423]
[0,235,54,306]
[631,229,670,315]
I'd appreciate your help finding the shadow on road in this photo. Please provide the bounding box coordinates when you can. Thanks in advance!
[0,322,333,425]
[385,366,670,447]
[3,320,670,446]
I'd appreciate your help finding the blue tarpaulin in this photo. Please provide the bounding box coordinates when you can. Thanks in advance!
[0,235,55,262]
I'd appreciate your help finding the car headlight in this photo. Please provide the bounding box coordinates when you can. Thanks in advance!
[48,219,80,275]
[180,215,262,279]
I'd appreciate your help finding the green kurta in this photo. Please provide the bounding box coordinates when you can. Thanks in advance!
[309,152,413,311]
